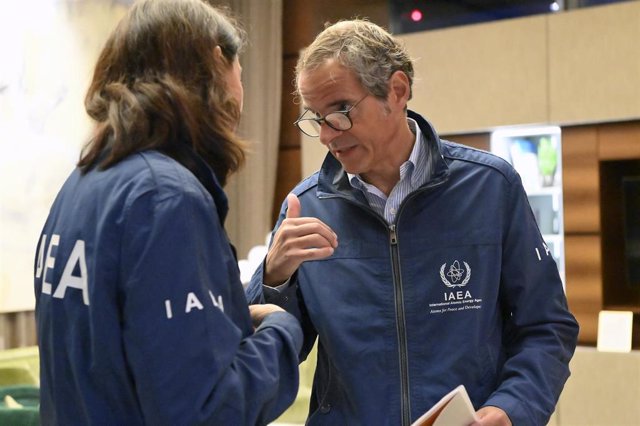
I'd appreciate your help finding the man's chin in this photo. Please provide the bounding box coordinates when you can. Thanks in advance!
[337,161,360,175]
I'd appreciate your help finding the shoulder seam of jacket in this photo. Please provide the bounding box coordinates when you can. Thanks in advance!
[440,140,517,184]
[291,172,320,197]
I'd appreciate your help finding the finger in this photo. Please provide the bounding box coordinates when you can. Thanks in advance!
[272,245,332,267]
[283,233,336,252]
[280,219,338,248]
[297,246,335,261]
[285,193,301,219]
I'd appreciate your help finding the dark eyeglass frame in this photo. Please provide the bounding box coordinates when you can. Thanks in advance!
[294,94,369,137]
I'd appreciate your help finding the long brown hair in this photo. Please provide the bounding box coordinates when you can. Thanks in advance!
[80,0,246,186]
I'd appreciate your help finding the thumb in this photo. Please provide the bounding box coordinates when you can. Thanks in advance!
[285,193,301,219]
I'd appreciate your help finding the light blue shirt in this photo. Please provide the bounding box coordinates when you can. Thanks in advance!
[347,118,431,224]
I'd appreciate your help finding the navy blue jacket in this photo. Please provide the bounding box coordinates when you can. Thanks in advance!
[246,111,579,426]
[35,150,302,425]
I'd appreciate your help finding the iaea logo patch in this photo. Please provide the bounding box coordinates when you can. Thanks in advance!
[439,260,471,288]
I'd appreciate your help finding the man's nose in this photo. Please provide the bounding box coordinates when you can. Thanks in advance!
[319,123,343,146]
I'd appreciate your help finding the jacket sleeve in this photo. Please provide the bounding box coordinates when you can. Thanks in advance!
[245,202,318,362]
[119,187,302,426]
[245,196,289,305]
[483,175,579,425]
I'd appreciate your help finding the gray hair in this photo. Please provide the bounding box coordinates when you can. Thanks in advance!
[295,19,414,100]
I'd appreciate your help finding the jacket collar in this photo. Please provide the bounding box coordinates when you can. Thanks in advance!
[316,110,449,199]
[178,145,229,225]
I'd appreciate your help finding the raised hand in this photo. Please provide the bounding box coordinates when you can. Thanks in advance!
[263,193,338,286]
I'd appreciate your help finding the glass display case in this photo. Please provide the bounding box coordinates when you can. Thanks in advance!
[491,126,565,284]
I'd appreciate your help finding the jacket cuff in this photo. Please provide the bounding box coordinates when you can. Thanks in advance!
[257,311,303,354]
[482,394,530,426]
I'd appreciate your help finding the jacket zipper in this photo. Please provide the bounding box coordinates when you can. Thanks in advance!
[389,224,411,426]
[389,178,447,426]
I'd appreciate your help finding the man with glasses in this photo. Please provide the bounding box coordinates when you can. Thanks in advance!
[246,19,578,426]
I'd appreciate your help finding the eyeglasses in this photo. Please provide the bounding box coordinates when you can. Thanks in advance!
[294,94,368,138]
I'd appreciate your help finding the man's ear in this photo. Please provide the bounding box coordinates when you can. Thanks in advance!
[388,70,411,109]
[213,45,224,62]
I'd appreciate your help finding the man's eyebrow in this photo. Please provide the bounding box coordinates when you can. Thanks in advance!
[328,99,348,109]
[303,99,349,114]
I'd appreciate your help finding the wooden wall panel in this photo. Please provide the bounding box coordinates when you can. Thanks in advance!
[561,126,600,233]
[281,57,302,149]
[562,121,640,347]
[598,121,640,160]
[565,234,602,345]
[548,2,640,124]
[599,159,640,310]
[400,16,548,134]
[282,0,315,56]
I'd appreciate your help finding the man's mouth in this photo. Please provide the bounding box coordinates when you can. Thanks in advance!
[333,145,357,156]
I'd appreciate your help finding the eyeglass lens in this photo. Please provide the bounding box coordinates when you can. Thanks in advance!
[298,112,352,137]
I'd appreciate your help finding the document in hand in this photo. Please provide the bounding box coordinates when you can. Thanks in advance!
[411,385,479,426]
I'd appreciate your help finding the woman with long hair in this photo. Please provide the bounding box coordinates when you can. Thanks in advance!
[34,1,301,424]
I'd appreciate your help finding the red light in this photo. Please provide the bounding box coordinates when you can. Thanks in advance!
[410,9,423,22]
